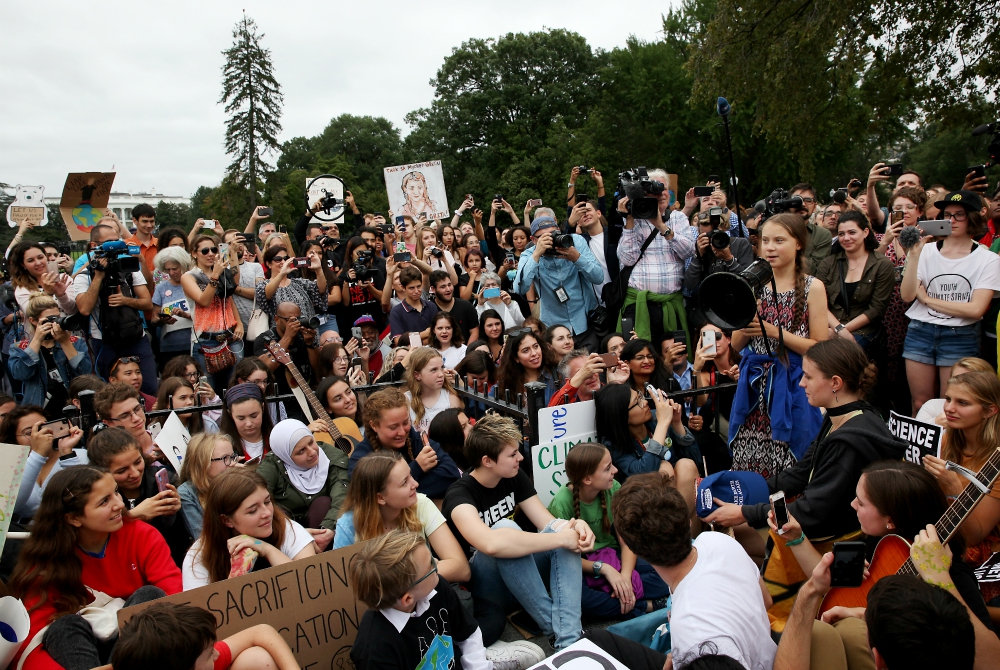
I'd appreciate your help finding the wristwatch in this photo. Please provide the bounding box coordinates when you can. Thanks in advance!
[834,324,846,334]
[592,561,604,576]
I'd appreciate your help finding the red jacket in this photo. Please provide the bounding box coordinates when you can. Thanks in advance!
[548,379,582,407]
[13,519,182,670]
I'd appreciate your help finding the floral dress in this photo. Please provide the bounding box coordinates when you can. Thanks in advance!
[730,276,814,479]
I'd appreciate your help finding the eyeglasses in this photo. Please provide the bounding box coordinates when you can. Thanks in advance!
[333,355,350,363]
[411,556,439,588]
[892,203,918,211]
[798,197,816,203]
[944,211,968,221]
[110,356,141,375]
[210,453,240,466]
[823,210,841,218]
[108,403,145,423]
[198,247,219,255]
[184,371,200,380]
[628,394,648,411]
[271,256,289,263]
[630,354,656,362]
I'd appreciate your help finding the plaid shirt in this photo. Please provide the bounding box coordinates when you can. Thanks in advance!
[618,213,696,295]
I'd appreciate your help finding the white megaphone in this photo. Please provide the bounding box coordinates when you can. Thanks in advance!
[0,596,30,668]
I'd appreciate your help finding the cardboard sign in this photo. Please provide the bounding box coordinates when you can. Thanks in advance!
[118,544,366,670]
[306,175,345,223]
[154,411,191,472]
[59,172,115,241]
[538,401,596,444]
[384,161,449,222]
[974,552,1000,584]
[0,443,31,556]
[5,184,48,228]
[527,638,631,670]
[531,433,598,507]
[888,411,942,466]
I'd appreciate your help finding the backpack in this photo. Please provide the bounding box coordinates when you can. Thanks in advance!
[97,271,145,349]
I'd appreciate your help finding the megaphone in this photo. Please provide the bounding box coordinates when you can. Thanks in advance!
[698,258,774,330]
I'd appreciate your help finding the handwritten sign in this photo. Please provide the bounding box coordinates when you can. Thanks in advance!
[154,411,190,472]
[537,401,596,444]
[531,433,598,507]
[974,552,1000,584]
[888,411,942,465]
[119,544,366,670]
[0,443,31,556]
[527,638,631,670]
[59,172,115,241]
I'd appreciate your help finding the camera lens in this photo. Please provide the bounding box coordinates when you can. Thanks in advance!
[710,231,730,250]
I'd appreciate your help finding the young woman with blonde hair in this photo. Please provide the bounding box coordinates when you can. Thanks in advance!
[404,347,463,433]
[177,432,242,538]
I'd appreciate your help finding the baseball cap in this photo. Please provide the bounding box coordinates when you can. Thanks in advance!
[934,190,983,213]
[529,216,558,237]
[696,470,770,518]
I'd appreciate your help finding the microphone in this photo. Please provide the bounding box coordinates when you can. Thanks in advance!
[753,200,767,214]
[972,123,997,137]
[717,97,731,118]
[898,225,922,250]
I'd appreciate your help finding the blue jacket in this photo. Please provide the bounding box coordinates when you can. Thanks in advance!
[8,337,92,407]
[605,421,699,478]
[348,427,461,499]
[513,234,603,336]
[729,350,823,460]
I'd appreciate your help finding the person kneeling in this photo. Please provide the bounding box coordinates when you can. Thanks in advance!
[443,415,594,650]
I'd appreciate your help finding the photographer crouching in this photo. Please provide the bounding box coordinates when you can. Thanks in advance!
[73,224,156,392]
[683,208,755,303]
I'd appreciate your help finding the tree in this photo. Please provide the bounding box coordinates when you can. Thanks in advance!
[220,13,283,211]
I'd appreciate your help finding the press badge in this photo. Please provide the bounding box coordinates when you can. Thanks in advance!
[554,286,570,303]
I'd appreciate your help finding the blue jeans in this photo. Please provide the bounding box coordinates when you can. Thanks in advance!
[468,519,583,649]
[902,320,980,366]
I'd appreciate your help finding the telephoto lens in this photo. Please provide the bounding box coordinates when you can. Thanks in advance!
[297,316,321,329]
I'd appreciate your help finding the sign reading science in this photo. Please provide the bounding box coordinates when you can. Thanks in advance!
[119,544,366,670]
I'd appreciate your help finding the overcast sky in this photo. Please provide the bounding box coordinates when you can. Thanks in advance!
[0,1,672,198]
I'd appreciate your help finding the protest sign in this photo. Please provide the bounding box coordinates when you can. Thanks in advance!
[5,185,48,228]
[306,175,346,223]
[532,432,598,507]
[384,161,449,222]
[667,173,679,208]
[974,552,1000,584]
[0,443,31,556]
[527,637,630,670]
[119,544,366,670]
[59,172,115,241]
[887,411,942,466]
[538,401,596,444]
[154,411,191,472]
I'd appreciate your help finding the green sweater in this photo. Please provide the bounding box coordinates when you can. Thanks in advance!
[256,442,350,531]
[548,480,621,550]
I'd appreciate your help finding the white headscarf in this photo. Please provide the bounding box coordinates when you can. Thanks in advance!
[270,419,330,495]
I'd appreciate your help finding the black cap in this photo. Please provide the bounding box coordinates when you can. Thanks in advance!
[934,190,983,212]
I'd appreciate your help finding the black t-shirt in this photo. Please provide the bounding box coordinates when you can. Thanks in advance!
[253,328,311,423]
[443,470,537,558]
[351,577,479,670]
[436,297,478,341]
[39,346,68,414]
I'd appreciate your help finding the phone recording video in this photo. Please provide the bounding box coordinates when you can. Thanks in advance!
[830,541,867,588]
[770,491,789,534]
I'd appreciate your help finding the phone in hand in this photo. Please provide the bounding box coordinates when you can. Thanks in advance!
[240,232,257,246]
[351,326,364,342]
[599,352,619,368]
[672,330,688,347]
[394,252,411,262]
[890,210,904,226]
[396,216,405,226]
[528,198,543,208]
[882,163,904,176]
[483,287,501,299]
[708,174,720,184]
[257,206,273,216]
[409,332,422,349]
[244,454,263,466]
[292,257,310,269]
[693,186,715,197]
[770,491,789,534]
[575,194,588,204]
[278,225,287,233]
[621,317,634,336]
[351,355,362,372]
[155,468,170,493]
[702,329,717,356]
[47,261,60,274]
[918,219,952,237]
[41,418,72,440]
[830,541,867,588]
[199,376,209,388]
[967,164,986,180]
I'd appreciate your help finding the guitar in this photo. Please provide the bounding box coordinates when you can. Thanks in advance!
[265,340,362,456]
[819,447,1000,614]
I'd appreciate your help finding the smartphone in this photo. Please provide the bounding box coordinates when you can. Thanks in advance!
[483,287,501,299]
[672,330,688,347]
[708,174,720,184]
[600,352,619,368]
[528,198,543,208]
[200,219,214,227]
[257,206,273,216]
[394,252,411,262]
[770,491,788,534]
[409,332,422,349]
[882,163,904,176]
[244,454,263,466]
[40,418,72,440]
[240,232,257,246]
[702,329,717,356]
[155,468,170,493]
[396,216,405,225]
[968,164,986,180]
[199,375,209,388]
[351,326,364,342]
[918,219,952,237]
[220,243,229,256]
[278,225,287,233]
[351,355,362,371]
[644,383,659,401]
[890,210,904,225]
[574,194,588,204]
[47,261,60,274]
[693,186,715,197]
[374,212,383,218]
[830,541,867,588]
[621,317,634,336]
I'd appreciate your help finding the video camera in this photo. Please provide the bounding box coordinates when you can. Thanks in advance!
[753,188,804,221]
[353,250,375,282]
[617,167,664,220]
[89,240,141,278]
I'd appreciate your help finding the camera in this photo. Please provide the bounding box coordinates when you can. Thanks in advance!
[320,189,340,214]
[708,207,729,250]
[543,232,574,256]
[56,243,72,256]
[577,166,590,175]
[90,240,141,279]
[40,314,85,338]
[352,250,374,282]
[296,315,321,329]
[753,188,804,220]
[617,167,664,220]
[429,247,444,258]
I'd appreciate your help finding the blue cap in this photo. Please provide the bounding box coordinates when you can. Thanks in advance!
[696,470,770,518]
[529,216,558,237]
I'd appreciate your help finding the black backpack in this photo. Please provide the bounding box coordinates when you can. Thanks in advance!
[97,272,145,349]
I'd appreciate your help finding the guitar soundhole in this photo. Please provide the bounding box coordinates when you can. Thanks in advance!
[335,437,354,456]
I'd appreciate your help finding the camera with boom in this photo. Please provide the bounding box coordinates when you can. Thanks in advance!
[89,240,141,280]
[753,188,804,221]
[616,167,665,220]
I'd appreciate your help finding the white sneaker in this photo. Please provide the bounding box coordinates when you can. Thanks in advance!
[485,640,546,670]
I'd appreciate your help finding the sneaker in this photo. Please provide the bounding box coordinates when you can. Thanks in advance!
[485,640,546,670]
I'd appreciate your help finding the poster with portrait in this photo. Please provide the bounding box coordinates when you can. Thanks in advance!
[59,172,116,242]
[305,174,345,224]
[383,160,449,222]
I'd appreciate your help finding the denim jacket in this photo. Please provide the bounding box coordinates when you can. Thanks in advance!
[513,235,603,335]
[8,337,92,406]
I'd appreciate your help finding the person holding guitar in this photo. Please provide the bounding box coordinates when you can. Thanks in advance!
[254,301,321,424]
[771,460,994,645]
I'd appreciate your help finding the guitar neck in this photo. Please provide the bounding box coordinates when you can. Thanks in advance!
[284,363,343,440]
[935,448,1000,545]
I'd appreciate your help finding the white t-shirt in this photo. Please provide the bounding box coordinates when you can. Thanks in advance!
[588,232,612,301]
[439,344,467,369]
[670,532,776,670]
[915,398,946,426]
[182,517,313,590]
[405,388,455,434]
[72,270,147,339]
[905,243,1000,327]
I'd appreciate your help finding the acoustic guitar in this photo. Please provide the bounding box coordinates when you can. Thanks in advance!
[265,340,362,456]
[819,447,1000,614]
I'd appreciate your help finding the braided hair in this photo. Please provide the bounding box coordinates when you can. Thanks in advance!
[565,442,612,535]
[761,213,810,332]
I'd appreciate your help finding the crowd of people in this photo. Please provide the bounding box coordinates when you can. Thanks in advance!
[0,163,999,670]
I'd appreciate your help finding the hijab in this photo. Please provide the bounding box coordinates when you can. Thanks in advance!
[269,419,330,495]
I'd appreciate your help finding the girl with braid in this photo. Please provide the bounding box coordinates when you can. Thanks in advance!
[728,213,829,479]
[548,442,669,619]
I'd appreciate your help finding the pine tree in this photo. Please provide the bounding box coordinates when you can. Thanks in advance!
[219,13,283,209]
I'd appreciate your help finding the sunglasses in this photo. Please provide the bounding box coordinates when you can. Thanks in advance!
[198,247,219,255]
[110,356,141,375]
[271,256,289,263]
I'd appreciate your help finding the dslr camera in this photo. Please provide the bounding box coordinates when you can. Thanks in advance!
[576,165,591,175]
[617,167,665,220]
[753,188,804,221]
[90,240,141,279]
[707,207,729,250]
[296,315,321,329]
[353,250,375,282]
[429,246,444,258]
[41,313,85,338]
[543,231,574,257]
